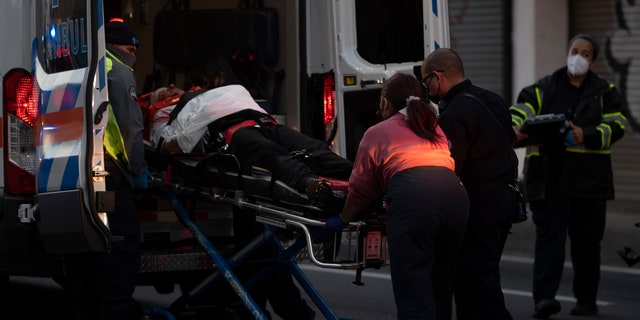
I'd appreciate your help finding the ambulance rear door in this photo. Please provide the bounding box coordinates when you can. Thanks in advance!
[305,0,450,160]
[33,0,110,254]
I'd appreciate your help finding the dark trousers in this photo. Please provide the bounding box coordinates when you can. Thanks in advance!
[68,158,142,320]
[454,185,515,320]
[386,167,469,320]
[531,195,606,306]
[229,125,353,192]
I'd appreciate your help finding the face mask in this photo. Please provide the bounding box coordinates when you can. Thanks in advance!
[567,55,589,77]
[425,81,441,104]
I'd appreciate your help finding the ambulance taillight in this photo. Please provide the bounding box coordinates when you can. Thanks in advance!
[322,72,335,126]
[3,68,37,195]
[322,72,336,143]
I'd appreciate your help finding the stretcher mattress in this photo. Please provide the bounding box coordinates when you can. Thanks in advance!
[157,153,348,218]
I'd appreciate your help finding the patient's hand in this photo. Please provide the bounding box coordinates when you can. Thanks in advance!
[162,140,183,154]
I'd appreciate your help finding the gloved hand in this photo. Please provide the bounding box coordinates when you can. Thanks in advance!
[133,170,152,190]
[564,130,576,147]
[324,214,348,231]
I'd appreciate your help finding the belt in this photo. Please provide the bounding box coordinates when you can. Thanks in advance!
[222,119,258,145]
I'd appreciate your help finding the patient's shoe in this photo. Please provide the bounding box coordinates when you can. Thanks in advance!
[307,178,345,216]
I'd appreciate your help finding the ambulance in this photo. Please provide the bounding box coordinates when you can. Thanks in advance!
[0,0,449,310]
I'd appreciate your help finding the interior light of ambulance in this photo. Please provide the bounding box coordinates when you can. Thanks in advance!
[3,69,37,195]
[323,72,335,126]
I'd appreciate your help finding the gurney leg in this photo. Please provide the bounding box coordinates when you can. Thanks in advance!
[165,189,269,319]
[240,224,344,320]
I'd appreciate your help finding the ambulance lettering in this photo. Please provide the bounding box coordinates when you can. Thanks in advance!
[43,18,88,71]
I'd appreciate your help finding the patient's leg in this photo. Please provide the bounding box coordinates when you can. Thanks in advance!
[271,125,353,179]
[229,127,317,193]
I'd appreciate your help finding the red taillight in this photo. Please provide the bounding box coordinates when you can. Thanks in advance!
[3,69,37,195]
[322,72,335,126]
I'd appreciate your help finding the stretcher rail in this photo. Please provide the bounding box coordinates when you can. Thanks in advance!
[145,151,389,319]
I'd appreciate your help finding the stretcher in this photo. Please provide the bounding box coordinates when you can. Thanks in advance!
[143,149,389,319]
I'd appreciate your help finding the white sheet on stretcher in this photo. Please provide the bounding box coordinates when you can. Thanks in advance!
[155,85,269,153]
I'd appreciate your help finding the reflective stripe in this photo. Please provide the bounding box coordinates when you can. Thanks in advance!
[34,61,85,192]
[103,56,131,168]
[104,103,130,167]
[38,156,80,191]
[596,123,613,149]
[34,108,84,146]
[525,145,540,158]
[604,111,628,131]
[535,87,542,112]
[566,146,612,155]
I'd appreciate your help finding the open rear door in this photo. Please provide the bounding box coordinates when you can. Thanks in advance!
[33,0,111,254]
[320,0,450,159]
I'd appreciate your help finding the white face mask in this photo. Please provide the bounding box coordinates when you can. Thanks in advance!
[567,54,590,77]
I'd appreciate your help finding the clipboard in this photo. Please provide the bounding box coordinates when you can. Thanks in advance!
[515,114,566,148]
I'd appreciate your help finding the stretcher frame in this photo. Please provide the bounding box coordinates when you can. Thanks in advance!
[144,152,389,319]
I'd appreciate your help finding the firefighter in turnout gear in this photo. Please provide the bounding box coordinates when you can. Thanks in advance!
[510,34,628,319]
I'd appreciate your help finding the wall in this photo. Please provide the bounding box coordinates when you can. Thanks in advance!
[512,0,568,103]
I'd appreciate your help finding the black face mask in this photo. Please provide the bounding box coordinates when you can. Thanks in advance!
[426,82,441,105]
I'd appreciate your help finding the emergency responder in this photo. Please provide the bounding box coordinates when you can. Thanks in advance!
[512,34,627,319]
[68,19,149,320]
[421,48,517,320]
[325,72,470,320]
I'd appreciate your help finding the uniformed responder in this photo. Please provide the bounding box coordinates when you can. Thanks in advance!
[68,19,149,320]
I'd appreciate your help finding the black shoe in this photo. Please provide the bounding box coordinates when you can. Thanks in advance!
[570,304,598,316]
[533,299,561,319]
[307,179,344,216]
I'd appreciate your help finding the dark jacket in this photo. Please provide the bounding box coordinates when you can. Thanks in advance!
[439,79,517,193]
[511,67,627,201]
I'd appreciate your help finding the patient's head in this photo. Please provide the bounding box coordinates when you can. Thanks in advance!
[150,84,185,104]
[188,55,238,90]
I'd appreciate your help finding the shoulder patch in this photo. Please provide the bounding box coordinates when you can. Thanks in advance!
[129,86,138,100]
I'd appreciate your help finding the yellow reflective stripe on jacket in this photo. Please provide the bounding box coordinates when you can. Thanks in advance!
[511,87,542,126]
[604,111,628,131]
[525,146,540,158]
[104,103,130,167]
[103,55,131,168]
[566,146,612,155]
[511,102,536,126]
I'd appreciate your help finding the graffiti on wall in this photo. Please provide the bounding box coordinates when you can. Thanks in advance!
[603,0,640,132]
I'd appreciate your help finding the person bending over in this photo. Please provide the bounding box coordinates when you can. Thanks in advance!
[325,72,469,320]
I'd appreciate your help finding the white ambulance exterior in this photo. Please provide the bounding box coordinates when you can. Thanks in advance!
[0,0,449,299]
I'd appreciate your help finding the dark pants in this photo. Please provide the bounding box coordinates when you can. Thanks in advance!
[229,125,353,192]
[531,195,606,306]
[386,167,469,320]
[68,158,142,320]
[454,184,515,320]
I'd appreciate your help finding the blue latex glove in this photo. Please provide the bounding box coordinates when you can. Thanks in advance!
[324,215,348,231]
[133,170,151,190]
[564,130,576,147]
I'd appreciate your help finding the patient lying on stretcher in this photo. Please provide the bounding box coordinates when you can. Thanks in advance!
[139,56,353,215]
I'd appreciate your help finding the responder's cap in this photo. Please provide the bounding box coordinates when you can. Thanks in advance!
[105,20,139,48]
